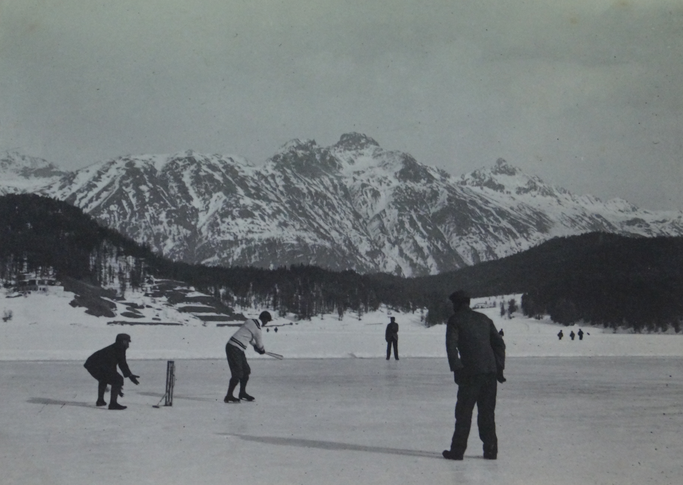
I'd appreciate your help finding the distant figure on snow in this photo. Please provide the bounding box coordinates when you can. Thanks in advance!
[385,316,399,360]
[557,330,564,340]
[84,333,140,410]
[498,328,504,337]
[224,311,271,403]
[443,290,506,461]
[578,329,584,340]
[570,331,576,341]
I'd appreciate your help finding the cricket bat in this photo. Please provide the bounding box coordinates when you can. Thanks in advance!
[265,351,283,360]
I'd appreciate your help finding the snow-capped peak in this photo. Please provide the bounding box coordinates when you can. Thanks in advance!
[0,150,64,175]
[491,157,520,176]
[333,132,380,151]
[278,138,319,154]
[459,157,564,197]
[331,133,387,174]
[0,151,68,194]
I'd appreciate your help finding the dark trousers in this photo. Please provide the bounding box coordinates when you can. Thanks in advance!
[85,366,123,403]
[226,344,251,380]
[225,343,251,396]
[386,340,398,359]
[85,366,124,387]
[449,373,498,456]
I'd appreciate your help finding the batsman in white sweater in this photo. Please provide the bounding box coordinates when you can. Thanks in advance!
[224,311,272,403]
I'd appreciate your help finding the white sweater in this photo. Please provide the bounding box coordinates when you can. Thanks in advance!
[228,319,265,353]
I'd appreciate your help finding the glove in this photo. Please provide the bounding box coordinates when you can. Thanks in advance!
[254,346,266,355]
[496,369,506,384]
[129,375,140,385]
[452,369,462,385]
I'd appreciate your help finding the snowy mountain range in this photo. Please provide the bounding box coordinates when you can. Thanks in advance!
[2,135,683,276]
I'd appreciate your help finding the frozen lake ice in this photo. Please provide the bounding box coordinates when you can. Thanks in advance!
[2,356,681,485]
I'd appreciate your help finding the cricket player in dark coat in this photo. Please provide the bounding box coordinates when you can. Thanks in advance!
[443,290,506,460]
[84,333,140,410]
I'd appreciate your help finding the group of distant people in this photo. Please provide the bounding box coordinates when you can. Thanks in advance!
[83,291,506,462]
[557,328,585,340]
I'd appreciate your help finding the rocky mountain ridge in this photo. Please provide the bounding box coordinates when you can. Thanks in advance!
[3,134,683,276]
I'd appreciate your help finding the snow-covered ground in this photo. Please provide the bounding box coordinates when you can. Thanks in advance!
[1,286,681,361]
[1,286,682,485]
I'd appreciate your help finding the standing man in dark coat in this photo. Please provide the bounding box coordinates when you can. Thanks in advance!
[84,333,140,410]
[443,290,506,461]
[385,316,399,360]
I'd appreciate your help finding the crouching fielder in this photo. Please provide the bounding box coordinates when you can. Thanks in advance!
[224,311,272,403]
[84,333,140,410]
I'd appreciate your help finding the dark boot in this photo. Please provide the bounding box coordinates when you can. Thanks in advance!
[224,377,240,403]
[239,377,255,401]
[108,385,127,410]
[483,443,497,460]
[96,381,107,406]
[442,450,463,460]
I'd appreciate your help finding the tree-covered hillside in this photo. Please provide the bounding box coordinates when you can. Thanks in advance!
[409,232,683,332]
[0,194,423,321]
[0,193,154,286]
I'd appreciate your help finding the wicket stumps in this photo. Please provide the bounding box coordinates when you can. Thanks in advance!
[164,360,175,406]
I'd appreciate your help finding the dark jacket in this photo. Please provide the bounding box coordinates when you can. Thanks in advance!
[385,321,399,342]
[446,307,505,376]
[84,342,133,378]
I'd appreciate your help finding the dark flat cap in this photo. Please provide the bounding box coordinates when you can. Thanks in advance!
[448,290,470,303]
[115,333,132,342]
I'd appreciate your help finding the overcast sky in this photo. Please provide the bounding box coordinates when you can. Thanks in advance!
[1,0,681,210]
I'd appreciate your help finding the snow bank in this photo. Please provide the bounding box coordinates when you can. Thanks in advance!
[1,288,681,361]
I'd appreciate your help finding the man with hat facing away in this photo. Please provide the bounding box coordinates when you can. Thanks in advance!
[443,290,506,461]
[84,333,140,410]
[385,316,399,360]
[224,311,272,403]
